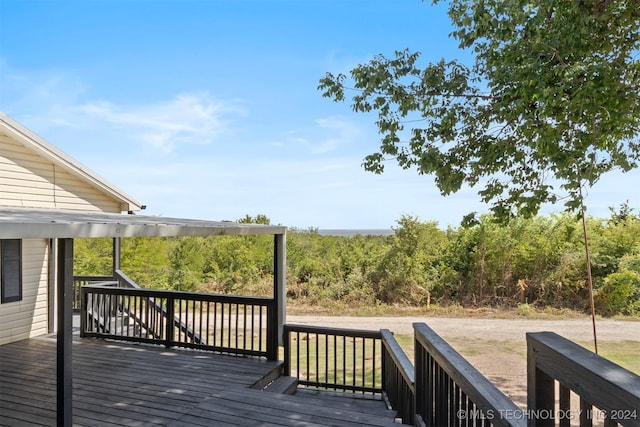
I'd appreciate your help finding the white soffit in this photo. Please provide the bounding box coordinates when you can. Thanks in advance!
[0,208,286,239]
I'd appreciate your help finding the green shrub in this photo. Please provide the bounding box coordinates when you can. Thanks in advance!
[596,270,640,316]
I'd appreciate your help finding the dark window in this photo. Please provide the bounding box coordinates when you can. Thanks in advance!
[1,239,22,303]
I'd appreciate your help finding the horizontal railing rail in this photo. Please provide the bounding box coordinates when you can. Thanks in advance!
[414,322,526,427]
[113,270,139,288]
[381,329,415,425]
[73,275,117,310]
[283,324,384,395]
[81,285,278,359]
[527,332,640,427]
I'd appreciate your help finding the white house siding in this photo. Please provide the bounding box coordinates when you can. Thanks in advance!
[0,239,49,345]
[0,132,123,213]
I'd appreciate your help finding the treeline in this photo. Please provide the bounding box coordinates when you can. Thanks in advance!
[74,210,640,316]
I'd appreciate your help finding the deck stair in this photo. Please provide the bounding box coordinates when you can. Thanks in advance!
[250,363,298,394]
[248,365,405,424]
[193,387,406,427]
[261,375,299,394]
[250,362,287,391]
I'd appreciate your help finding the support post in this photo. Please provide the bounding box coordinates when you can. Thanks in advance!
[48,239,56,333]
[112,237,121,276]
[57,238,73,427]
[274,233,286,347]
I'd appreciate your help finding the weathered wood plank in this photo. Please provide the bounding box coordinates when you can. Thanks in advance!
[0,335,404,426]
[294,388,397,417]
[198,388,400,427]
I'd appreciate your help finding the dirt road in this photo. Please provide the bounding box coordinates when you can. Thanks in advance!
[287,315,640,408]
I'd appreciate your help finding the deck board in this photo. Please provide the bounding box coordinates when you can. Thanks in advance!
[0,335,404,426]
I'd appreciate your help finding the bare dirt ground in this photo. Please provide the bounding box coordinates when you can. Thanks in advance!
[286,315,640,409]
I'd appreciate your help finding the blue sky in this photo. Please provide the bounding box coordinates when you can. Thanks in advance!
[1,0,638,229]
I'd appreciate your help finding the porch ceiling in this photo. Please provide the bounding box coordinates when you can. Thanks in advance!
[0,207,287,239]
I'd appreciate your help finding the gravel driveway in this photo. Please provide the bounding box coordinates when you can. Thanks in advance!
[286,315,640,408]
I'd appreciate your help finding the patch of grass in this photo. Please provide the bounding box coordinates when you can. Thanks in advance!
[286,301,595,320]
[516,303,535,316]
[582,340,640,375]
[283,332,383,390]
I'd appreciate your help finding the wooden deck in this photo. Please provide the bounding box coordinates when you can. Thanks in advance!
[0,335,403,426]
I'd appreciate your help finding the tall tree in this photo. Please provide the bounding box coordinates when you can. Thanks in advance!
[319,0,639,218]
[319,0,639,351]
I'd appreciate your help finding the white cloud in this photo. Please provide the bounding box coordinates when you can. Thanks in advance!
[311,117,362,154]
[0,65,245,154]
[78,93,243,153]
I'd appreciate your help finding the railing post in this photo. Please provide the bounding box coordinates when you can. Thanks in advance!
[527,335,558,427]
[283,325,290,375]
[266,300,278,361]
[165,295,174,348]
[414,338,425,424]
[80,286,86,338]
[274,233,286,347]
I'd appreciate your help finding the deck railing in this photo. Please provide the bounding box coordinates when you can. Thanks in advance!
[414,322,527,427]
[381,329,415,425]
[283,323,526,426]
[73,275,116,310]
[283,324,384,394]
[80,285,278,360]
[527,332,640,427]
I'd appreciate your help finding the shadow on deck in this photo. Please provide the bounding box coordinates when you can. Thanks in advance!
[0,335,402,427]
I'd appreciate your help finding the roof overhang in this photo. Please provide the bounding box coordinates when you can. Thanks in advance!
[0,208,286,239]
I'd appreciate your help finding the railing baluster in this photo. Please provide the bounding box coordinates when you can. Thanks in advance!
[559,383,571,427]
[372,338,376,390]
[333,334,338,390]
[351,336,356,392]
[105,293,110,333]
[241,303,245,350]
[258,305,263,351]
[147,297,155,337]
[250,304,255,351]
[308,332,312,384]
[234,303,239,349]
[227,303,232,349]
[191,299,196,343]
[342,335,346,387]
[361,337,366,391]
[580,398,593,427]
[179,298,185,342]
[450,375,456,426]
[453,383,461,427]
[213,301,218,347]
[325,333,329,388]
[205,301,210,346]
[296,331,300,383]
[315,332,319,385]
[220,302,225,348]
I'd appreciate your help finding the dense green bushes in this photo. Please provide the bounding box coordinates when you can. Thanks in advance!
[73,210,640,316]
